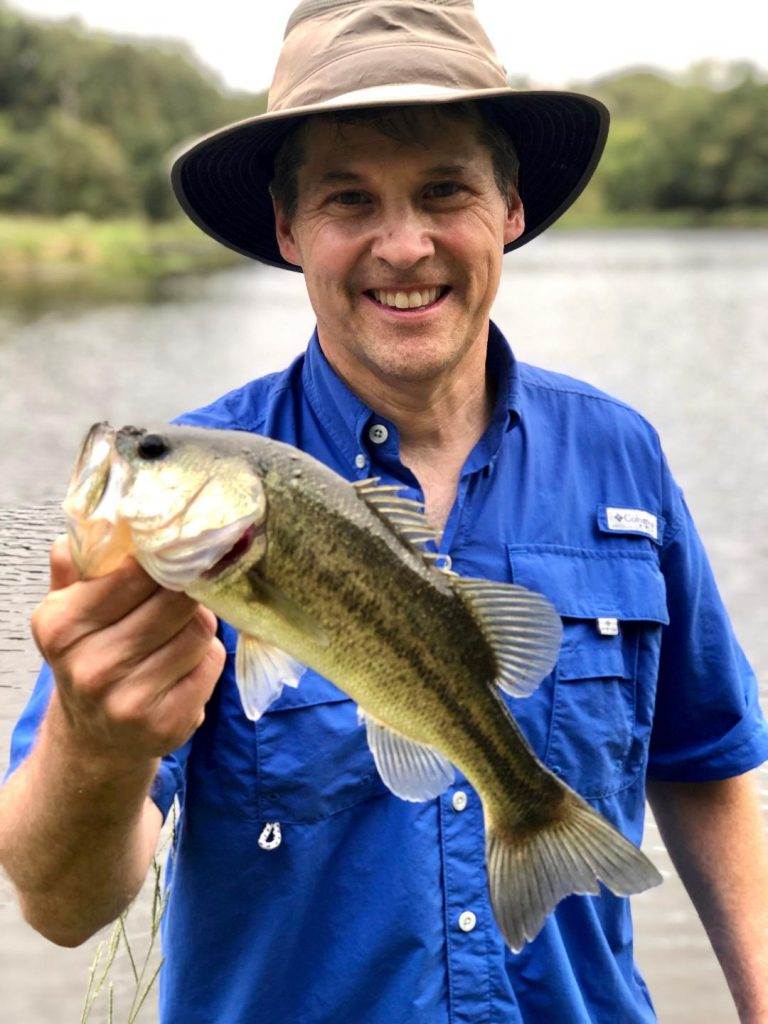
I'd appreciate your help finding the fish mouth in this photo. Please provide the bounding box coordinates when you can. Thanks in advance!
[202,521,265,581]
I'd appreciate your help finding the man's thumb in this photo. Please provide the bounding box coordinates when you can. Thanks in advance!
[49,534,82,591]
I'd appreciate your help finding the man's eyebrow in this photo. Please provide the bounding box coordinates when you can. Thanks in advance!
[317,170,365,184]
[313,163,473,187]
[424,163,471,176]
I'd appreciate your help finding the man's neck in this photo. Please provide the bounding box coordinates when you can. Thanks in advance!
[316,330,493,460]
[316,327,495,531]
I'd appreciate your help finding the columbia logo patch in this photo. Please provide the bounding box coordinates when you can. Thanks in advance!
[604,506,658,540]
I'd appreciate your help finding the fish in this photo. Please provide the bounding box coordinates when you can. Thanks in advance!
[63,420,662,951]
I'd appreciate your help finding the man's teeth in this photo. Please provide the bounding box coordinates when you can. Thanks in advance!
[371,286,443,309]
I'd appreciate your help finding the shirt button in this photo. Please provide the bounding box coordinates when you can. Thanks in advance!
[458,910,476,932]
[354,453,367,469]
[368,423,388,444]
[452,790,468,811]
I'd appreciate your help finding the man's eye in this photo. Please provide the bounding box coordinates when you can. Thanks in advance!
[426,182,462,199]
[332,191,368,206]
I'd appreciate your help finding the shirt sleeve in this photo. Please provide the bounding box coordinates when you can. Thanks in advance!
[647,455,768,781]
[3,661,192,822]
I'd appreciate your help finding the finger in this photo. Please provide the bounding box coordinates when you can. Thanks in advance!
[123,612,221,698]
[49,535,82,591]
[157,637,227,721]
[53,555,161,636]
[83,592,211,676]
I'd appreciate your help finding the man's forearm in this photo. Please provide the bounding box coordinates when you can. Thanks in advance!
[0,691,162,946]
[647,770,768,1024]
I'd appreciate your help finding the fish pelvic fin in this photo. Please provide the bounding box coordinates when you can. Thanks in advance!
[452,578,563,697]
[486,791,662,952]
[358,707,455,801]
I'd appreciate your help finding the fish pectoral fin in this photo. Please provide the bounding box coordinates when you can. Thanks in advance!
[452,578,563,698]
[358,707,455,801]
[235,633,305,721]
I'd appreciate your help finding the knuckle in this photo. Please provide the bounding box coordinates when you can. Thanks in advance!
[109,695,148,731]
[71,659,110,698]
[33,603,72,660]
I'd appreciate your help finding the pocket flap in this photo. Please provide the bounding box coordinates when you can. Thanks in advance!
[506,544,669,624]
[266,669,350,712]
[557,623,631,680]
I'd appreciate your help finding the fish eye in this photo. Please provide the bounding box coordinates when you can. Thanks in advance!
[137,433,169,460]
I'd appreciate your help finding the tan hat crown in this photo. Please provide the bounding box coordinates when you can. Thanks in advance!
[269,0,508,113]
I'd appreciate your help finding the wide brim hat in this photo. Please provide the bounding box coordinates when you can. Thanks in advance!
[170,0,609,273]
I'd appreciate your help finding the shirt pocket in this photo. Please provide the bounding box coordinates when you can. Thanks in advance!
[507,545,669,799]
[209,624,389,825]
[252,668,389,824]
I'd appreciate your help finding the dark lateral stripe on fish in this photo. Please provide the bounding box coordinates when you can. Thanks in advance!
[307,560,555,813]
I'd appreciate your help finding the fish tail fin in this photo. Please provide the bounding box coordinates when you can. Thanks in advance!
[485,791,662,952]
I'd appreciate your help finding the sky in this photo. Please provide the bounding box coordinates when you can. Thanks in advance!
[10,0,768,94]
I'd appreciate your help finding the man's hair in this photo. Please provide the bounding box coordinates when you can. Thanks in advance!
[268,100,520,221]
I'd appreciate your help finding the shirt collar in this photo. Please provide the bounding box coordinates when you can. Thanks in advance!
[302,320,521,477]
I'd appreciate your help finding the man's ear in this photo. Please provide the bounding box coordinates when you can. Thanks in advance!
[502,188,525,247]
[272,195,302,268]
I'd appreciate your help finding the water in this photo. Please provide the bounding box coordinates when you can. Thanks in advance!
[1,229,766,1022]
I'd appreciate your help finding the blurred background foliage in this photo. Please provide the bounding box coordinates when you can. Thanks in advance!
[0,0,264,221]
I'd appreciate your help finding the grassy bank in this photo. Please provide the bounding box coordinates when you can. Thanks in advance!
[0,213,244,304]
[555,204,768,230]
[1,208,766,306]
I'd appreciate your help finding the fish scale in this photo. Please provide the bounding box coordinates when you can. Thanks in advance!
[63,420,664,952]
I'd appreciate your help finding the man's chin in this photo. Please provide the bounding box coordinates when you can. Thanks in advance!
[358,337,465,384]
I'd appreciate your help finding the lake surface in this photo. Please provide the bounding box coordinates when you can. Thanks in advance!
[1,229,766,1022]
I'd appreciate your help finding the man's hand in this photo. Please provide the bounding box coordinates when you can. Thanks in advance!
[0,536,226,947]
[31,535,226,764]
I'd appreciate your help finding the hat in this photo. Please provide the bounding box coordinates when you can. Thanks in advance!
[170,0,609,272]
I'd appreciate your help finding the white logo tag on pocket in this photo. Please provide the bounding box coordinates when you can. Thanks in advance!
[596,617,619,636]
[605,507,658,540]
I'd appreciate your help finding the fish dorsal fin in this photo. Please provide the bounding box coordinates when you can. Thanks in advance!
[357,706,455,801]
[235,634,305,720]
[452,578,563,698]
[352,478,452,571]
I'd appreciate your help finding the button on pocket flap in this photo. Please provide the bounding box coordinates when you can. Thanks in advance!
[506,545,670,625]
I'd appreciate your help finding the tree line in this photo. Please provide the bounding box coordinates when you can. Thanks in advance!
[0,2,766,222]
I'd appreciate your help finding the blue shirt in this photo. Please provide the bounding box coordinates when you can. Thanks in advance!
[6,322,768,1023]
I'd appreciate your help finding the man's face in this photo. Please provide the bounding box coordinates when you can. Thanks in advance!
[273,109,524,385]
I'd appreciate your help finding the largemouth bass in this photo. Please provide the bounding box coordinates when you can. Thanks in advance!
[63,421,662,950]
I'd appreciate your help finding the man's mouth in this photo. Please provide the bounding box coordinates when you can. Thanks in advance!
[364,285,451,312]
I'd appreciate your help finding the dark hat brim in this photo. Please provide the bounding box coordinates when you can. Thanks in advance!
[170,87,609,272]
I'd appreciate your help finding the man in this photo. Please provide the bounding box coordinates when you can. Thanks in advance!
[1,1,767,1022]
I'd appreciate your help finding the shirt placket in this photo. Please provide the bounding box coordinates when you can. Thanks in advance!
[437,476,524,1024]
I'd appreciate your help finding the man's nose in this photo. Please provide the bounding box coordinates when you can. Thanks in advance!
[370,205,435,268]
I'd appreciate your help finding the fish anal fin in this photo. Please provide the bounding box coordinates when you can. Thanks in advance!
[452,578,563,697]
[358,707,455,801]
[235,633,305,721]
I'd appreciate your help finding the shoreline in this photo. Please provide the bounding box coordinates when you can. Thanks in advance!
[1,210,766,307]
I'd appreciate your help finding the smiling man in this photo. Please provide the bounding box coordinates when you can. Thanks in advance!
[2,2,768,1023]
